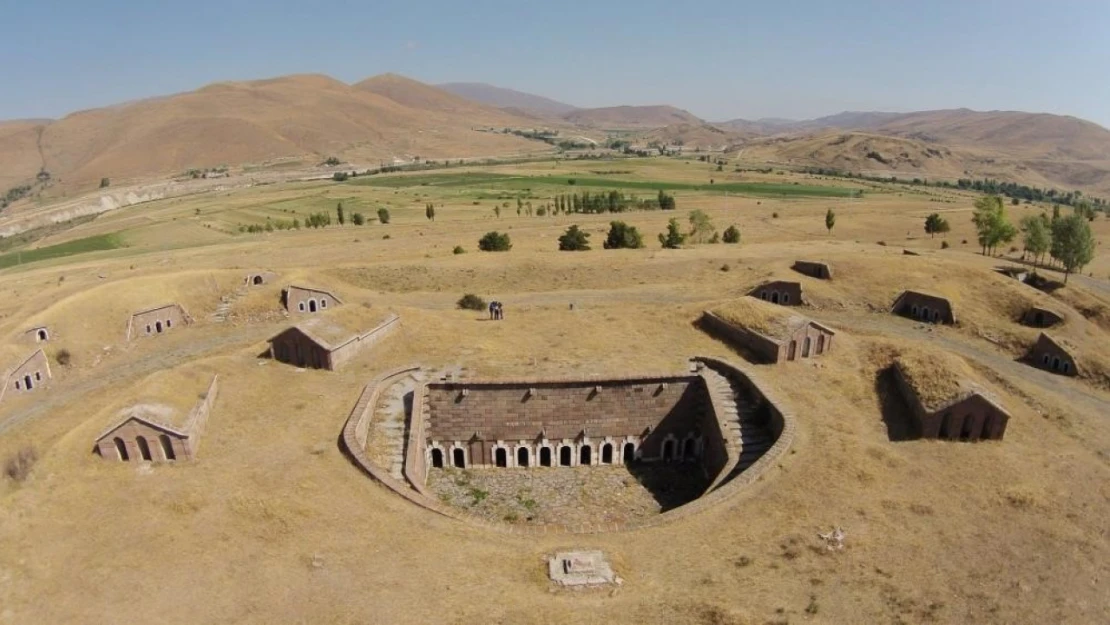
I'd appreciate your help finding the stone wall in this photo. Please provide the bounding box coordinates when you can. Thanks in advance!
[341,358,797,534]
[182,375,219,458]
[423,374,708,467]
[891,363,1008,441]
[329,314,400,370]
[892,291,955,324]
[96,420,187,462]
[699,311,783,363]
[4,349,52,396]
[792,261,832,280]
[127,304,191,340]
[284,286,340,314]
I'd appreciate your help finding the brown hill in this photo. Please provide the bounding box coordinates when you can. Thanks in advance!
[354,73,520,123]
[1,74,541,196]
[0,121,49,191]
[561,105,702,129]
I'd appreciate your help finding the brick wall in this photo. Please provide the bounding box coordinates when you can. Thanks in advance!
[329,314,400,370]
[284,286,340,314]
[128,305,191,340]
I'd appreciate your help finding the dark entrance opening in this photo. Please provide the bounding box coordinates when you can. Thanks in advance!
[802,337,812,358]
[939,413,953,438]
[23,375,33,390]
[817,334,826,354]
[540,447,552,467]
[136,436,153,461]
[452,448,465,468]
[159,435,176,461]
[771,292,780,304]
[1052,357,1061,371]
[559,446,572,466]
[601,443,613,464]
[114,437,129,461]
[683,438,696,459]
[623,442,635,463]
[960,417,974,441]
[517,447,529,467]
[1034,311,1044,326]
[579,445,591,466]
[788,341,797,361]
[308,300,318,313]
[155,321,163,333]
[495,447,508,468]
[253,275,263,285]
[37,329,47,341]
[662,439,675,462]
[431,448,444,468]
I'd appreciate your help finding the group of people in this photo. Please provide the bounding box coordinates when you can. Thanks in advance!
[487,300,505,320]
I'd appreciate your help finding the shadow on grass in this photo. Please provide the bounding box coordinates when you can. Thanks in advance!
[874,367,919,442]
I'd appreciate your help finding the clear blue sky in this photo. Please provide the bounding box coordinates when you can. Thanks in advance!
[3,0,1109,125]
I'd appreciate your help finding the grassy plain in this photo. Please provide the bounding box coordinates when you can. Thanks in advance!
[0,156,1107,625]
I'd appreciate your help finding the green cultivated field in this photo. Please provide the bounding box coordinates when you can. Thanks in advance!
[350,172,861,198]
[0,233,124,269]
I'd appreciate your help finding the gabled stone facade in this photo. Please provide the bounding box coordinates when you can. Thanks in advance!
[268,314,399,371]
[127,304,192,340]
[891,290,955,324]
[792,260,832,280]
[95,376,219,462]
[3,349,52,398]
[1027,333,1078,376]
[283,285,342,314]
[699,310,835,365]
[892,359,1008,441]
[749,281,803,306]
[1021,306,1063,328]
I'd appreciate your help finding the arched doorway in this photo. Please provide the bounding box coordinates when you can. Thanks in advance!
[22,375,33,390]
[771,292,780,304]
[539,447,552,467]
[600,443,613,464]
[559,446,572,467]
[579,445,591,466]
[1034,311,1044,326]
[159,435,176,461]
[430,448,444,468]
[114,437,129,461]
[623,442,635,464]
[37,329,47,341]
[662,439,675,462]
[308,300,318,313]
[921,307,931,321]
[136,437,153,461]
[517,447,530,467]
[1052,357,1061,371]
[494,447,508,468]
[683,437,696,459]
[452,448,465,468]
[960,417,974,441]
[817,334,826,354]
[253,275,263,285]
[155,321,163,333]
[802,337,812,358]
[788,341,797,361]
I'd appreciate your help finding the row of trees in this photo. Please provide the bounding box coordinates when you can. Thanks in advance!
[972,195,1095,282]
[547,189,677,214]
[480,213,743,254]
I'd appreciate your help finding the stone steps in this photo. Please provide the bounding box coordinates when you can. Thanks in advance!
[366,371,426,482]
[701,361,777,484]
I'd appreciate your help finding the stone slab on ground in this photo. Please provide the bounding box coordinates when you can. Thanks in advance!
[548,550,620,587]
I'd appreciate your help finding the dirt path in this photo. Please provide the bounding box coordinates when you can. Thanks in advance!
[0,325,275,436]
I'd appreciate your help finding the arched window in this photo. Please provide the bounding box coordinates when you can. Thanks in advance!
[430,448,444,468]
[579,445,592,466]
[539,446,552,467]
[114,437,129,461]
[683,437,697,459]
[166,319,172,328]
[559,446,572,467]
[321,299,328,309]
[517,446,530,467]
[136,436,153,461]
[600,443,613,464]
[452,447,465,468]
[933,310,940,322]
[14,380,21,390]
[782,293,790,304]
[1042,354,1050,365]
[146,324,152,334]
[1062,362,1070,374]
[298,302,305,312]
[494,447,508,468]
[37,329,47,341]
[159,435,176,461]
[662,439,676,462]
[1052,357,1061,371]
[911,305,919,317]
[622,442,636,464]
[921,307,930,321]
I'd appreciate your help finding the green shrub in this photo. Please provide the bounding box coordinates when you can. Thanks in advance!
[478,231,512,252]
[557,225,591,251]
[722,225,740,244]
[351,212,365,225]
[658,218,686,249]
[55,349,71,366]
[941,240,950,249]
[457,293,487,311]
[377,208,391,224]
[603,221,644,249]
[453,245,466,255]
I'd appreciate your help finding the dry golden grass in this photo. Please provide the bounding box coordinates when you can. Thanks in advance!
[0,160,1107,625]
[711,297,806,337]
[893,349,979,411]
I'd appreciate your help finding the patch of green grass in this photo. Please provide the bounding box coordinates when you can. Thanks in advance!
[351,172,859,198]
[0,233,125,269]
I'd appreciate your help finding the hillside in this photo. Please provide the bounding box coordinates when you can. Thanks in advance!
[0,74,541,197]
[355,74,523,123]
[561,105,703,129]
[437,82,578,116]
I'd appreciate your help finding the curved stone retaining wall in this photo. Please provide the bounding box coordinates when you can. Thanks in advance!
[340,357,797,535]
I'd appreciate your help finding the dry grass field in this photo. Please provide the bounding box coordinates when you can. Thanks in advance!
[0,158,1107,625]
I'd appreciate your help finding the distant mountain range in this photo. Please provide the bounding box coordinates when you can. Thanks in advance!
[2,74,1109,202]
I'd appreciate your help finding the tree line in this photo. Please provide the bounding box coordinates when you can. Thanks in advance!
[971,195,1095,283]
